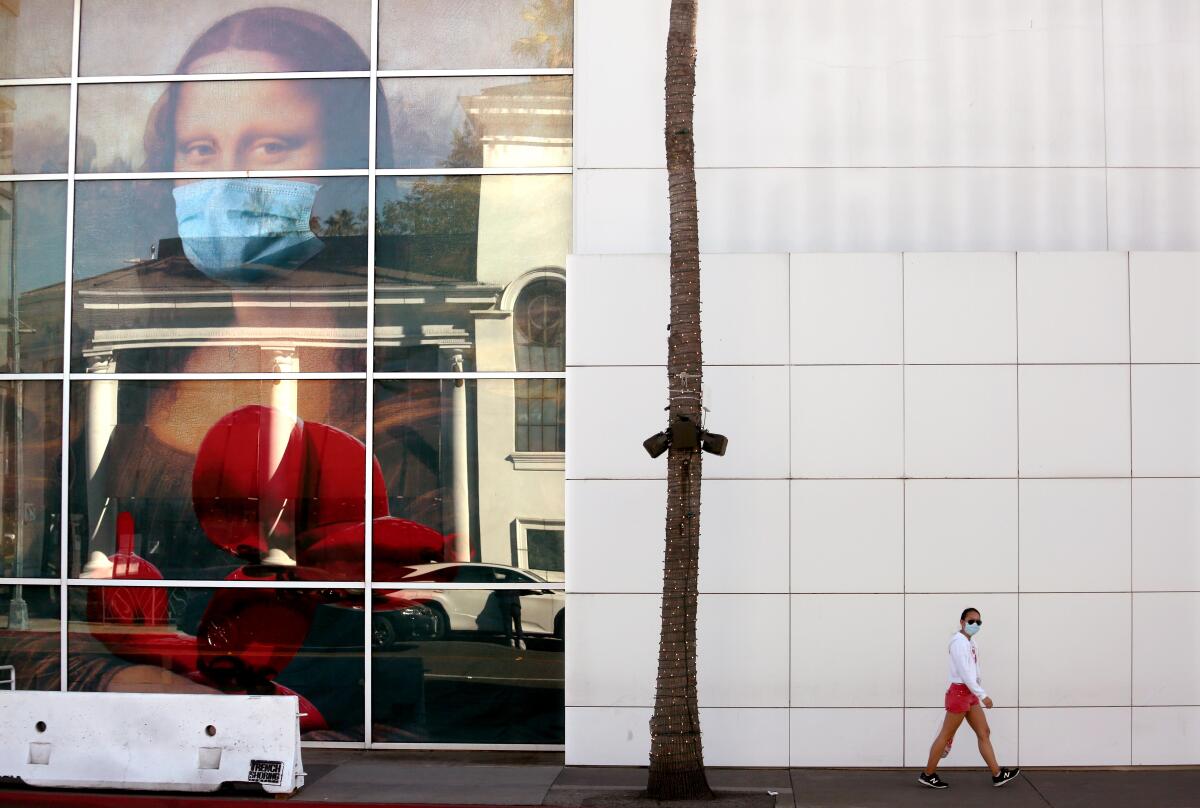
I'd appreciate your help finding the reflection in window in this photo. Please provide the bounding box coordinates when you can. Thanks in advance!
[380,0,572,70]
[0,381,62,581]
[378,76,572,169]
[0,0,74,79]
[514,379,565,453]
[0,585,61,690]
[68,380,368,581]
[71,178,369,374]
[66,586,366,741]
[0,181,66,373]
[0,85,70,175]
[374,380,564,575]
[526,527,564,574]
[514,278,564,372]
[77,79,371,173]
[79,2,373,77]
[371,585,562,744]
[374,174,571,372]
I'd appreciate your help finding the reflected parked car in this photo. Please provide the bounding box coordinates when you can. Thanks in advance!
[380,563,565,640]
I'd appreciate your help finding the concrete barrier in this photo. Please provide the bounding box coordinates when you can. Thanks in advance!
[0,691,304,794]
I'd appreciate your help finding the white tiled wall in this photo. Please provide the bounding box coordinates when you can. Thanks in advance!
[566,251,1200,767]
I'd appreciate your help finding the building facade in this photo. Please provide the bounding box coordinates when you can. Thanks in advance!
[2,0,1199,768]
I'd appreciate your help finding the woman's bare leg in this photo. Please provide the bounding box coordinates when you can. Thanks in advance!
[964,704,1000,776]
[923,711,966,775]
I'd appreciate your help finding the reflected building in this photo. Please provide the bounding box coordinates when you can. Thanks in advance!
[71,76,569,581]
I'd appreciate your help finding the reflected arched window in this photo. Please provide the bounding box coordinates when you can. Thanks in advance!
[513,278,564,372]
[513,278,564,452]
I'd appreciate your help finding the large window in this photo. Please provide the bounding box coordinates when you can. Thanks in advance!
[0,0,569,749]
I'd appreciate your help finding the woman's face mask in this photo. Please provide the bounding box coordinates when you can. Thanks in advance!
[172,179,322,283]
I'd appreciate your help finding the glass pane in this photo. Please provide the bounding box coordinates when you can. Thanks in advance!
[0,584,61,690]
[379,0,573,70]
[0,0,73,79]
[373,380,564,576]
[71,177,368,373]
[371,586,563,744]
[79,2,373,77]
[526,529,563,573]
[0,381,62,579]
[374,175,569,372]
[77,79,370,173]
[1,181,66,373]
[68,585,365,740]
[68,380,366,581]
[379,77,571,169]
[1,85,70,175]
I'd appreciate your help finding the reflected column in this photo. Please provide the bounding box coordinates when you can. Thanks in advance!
[85,353,118,556]
[263,348,299,566]
[442,349,471,562]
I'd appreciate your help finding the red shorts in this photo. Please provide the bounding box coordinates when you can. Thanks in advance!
[945,683,980,713]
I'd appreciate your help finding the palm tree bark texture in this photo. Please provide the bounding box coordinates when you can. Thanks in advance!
[646,0,712,800]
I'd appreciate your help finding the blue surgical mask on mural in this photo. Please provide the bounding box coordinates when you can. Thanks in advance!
[963,622,981,637]
[172,179,323,283]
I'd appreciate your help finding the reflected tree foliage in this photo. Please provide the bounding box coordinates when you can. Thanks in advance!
[512,0,572,69]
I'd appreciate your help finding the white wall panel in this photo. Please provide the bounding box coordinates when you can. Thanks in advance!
[1133,478,1200,592]
[791,709,903,767]
[791,595,904,707]
[703,366,791,479]
[904,480,1018,593]
[701,255,791,366]
[1130,252,1200,363]
[1133,593,1200,706]
[698,595,790,708]
[566,255,668,367]
[565,707,652,766]
[566,366,667,480]
[1134,708,1200,765]
[1019,479,1132,593]
[1108,170,1200,251]
[698,709,790,767]
[904,253,1016,364]
[567,480,665,594]
[1019,594,1131,706]
[791,480,904,593]
[792,366,903,478]
[791,253,903,365]
[1019,708,1132,766]
[1018,366,1132,477]
[1132,364,1200,477]
[699,480,791,594]
[905,365,1018,478]
[1017,252,1130,363]
[1104,0,1200,168]
[565,594,659,707]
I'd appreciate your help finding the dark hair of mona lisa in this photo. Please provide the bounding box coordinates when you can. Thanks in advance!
[142,6,394,171]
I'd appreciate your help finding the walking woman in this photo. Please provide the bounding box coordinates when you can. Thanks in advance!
[918,608,1021,789]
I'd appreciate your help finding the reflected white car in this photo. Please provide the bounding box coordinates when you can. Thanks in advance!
[382,562,565,640]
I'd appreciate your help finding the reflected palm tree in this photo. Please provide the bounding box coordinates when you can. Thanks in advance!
[512,0,573,69]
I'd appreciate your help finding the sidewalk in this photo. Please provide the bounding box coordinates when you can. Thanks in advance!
[2,751,1199,807]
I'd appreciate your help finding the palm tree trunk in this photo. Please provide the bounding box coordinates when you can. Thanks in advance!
[646,0,711,800]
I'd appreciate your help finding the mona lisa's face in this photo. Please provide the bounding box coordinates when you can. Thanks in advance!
[172,49,326,174]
